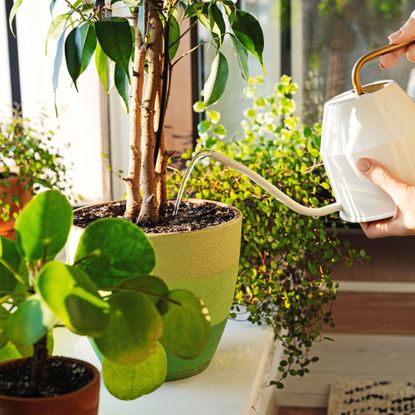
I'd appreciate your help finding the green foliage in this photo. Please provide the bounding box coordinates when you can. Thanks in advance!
[168,76,364,385]
[11,0,264,107]
[0,190,211,400]
[0,113,69,222]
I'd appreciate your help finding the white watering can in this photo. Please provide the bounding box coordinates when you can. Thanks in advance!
[176,42,415,223]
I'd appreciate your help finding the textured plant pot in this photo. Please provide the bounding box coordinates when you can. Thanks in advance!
[0,357,100,415]
[68,199,242,381]
[0,173,32,239]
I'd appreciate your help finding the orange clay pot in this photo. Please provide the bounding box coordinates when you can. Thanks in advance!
[0,173,32,240]
[0,357,100,415]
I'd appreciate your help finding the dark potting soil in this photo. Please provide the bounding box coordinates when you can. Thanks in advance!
[0,357,94,398]
[74,200,237,234]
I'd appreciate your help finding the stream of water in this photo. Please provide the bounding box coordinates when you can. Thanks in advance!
[173,150,342,218]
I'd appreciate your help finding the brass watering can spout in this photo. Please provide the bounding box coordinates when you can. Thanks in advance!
[352,40,415,95]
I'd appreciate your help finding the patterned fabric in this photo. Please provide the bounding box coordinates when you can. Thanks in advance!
[329,378,415,415]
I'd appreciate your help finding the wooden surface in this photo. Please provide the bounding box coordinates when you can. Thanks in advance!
[332,229,415,282]
[278,408,326,415]
[326,291,415,335]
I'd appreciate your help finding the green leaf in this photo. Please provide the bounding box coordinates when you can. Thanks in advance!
[114,64,129,111]
[6,297,53,345]
[95,18,132,76]
[8,0,23,36]
[45,14,69,54]
[208,2,226,45]
[161,290,211,359]
[74,218,155,288]
[0,307,10,349]
[15,330,54,357]
[95,43,109,94]
[117,276,169,309]
[231,10,264,67]
[169,16,180,61]
[230,34,249,80]
[0,237,26,291]
[203,52,229,106]
[80,24,97,74]
[15,190,73,261]
[65,27,84,88]
[37,262,110,336]
[102,342,166,400]
[94,291,163,365]
[53,30,67,97]
[0,342,21,363]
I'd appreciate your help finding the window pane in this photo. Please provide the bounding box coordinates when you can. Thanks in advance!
[297,0,415,124]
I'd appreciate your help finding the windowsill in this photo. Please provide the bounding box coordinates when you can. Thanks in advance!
[54,319,280,415]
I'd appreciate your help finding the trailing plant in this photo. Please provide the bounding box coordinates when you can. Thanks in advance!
[10,0,264,225]
[168,76,365,386]
[0,190,210,399]
[0,113,68,222]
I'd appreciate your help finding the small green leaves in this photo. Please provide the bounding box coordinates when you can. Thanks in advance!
[37,262,109,336]
[95,18,132,76]
[15,190,73,261]
[102,342,167,400]
[94,291,163,365]
[203,52,229,106]
[161,290,210,359]
[6,297,52,346]
[74,218,155,288]
[231,10,264,68]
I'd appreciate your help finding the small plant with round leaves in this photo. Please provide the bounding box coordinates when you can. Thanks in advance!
[0,190,210,400]
[0,113,69,222]
[168,75,366,386]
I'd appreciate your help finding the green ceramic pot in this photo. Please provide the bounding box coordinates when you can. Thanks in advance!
[68,200,242,381]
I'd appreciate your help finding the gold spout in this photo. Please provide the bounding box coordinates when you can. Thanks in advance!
[352,40,415,95]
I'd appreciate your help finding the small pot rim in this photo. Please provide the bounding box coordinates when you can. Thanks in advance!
[0,356,100,403]
[73,198,242,237]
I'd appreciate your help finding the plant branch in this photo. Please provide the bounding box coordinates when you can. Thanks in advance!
[171,41,207,68]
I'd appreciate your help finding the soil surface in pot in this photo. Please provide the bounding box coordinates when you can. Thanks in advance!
[0,357,94,398]
[74,200,237,234]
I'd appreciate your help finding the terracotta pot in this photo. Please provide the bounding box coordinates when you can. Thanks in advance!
[0,357,100,415]
[68,199,242,381]
[0,173,32,239]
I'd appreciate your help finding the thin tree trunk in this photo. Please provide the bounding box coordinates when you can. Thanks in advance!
[30,335,48,394]
[123,12,146,221]
[156,131,168,216]
[138,0,163,225]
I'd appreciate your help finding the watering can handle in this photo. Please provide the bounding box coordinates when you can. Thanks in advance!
[352,40,415,95]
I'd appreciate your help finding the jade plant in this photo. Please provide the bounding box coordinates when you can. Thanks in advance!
[168,75,365,386]
[0,190,210,399]
[10,0,264,225]
[0,113,68,222]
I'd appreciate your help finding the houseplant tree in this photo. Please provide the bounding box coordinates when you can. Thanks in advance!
[168,75,364,386]
[11,0,264,380]
[0,113,68,239]
[0,189,210,412]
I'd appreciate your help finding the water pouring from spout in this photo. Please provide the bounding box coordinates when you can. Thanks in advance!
[173,150,342,218]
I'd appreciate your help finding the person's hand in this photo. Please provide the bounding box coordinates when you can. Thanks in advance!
[357,158,415,238]
[380,10,415,69]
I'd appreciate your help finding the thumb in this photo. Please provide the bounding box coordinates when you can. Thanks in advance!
[356,158,406,203]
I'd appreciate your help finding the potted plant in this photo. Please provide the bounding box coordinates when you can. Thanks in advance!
[11,0,265,380]
[0,189,210,413]
[0,113,68,239]
[169,76,364,386]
